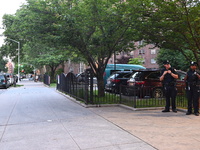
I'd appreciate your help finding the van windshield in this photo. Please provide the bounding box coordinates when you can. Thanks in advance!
[130,72,144,81]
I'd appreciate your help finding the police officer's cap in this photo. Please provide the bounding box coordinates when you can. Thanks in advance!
[190,61,197,66]
[163,60,170,65]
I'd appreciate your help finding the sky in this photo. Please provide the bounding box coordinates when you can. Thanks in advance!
[0,0,27,46]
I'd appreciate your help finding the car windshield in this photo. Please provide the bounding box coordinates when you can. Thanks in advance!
[109,72,132,79]
[109,74,119,79]
[146,72,160,79]
[130,72,144,81]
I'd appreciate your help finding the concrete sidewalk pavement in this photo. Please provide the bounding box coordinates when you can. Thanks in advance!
[0,80,156,150]
[89,106,200,150]
[53,80,200,150]
[1,80,199,150]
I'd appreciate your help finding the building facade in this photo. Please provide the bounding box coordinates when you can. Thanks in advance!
[108,41,159,68]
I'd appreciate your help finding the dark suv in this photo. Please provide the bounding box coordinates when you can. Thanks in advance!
[0,74,9,89]
[125,69,186,98]
[105,71,133,93]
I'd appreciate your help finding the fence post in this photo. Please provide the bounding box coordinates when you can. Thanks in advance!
[89,69,94,104]
[84,71,89,104]
[48,75,50,86]
[133,87,137,108]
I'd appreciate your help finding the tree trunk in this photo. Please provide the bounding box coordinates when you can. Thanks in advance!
[50,66,56,83]
[97,73,105,97]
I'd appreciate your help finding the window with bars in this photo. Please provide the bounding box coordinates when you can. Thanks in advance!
[151,59,156,64]
[151,49,156,54]
[139,49,145,54]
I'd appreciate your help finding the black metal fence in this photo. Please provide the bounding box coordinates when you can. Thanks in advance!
[43,74,51,86]
[56,70,188,109]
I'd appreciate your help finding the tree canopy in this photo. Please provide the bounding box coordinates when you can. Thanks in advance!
[127,0,200,65]
[0,0,199,95]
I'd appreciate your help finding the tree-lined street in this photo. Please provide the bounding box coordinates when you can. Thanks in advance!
[1,0,199,98]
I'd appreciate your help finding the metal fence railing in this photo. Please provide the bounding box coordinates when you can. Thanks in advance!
[43,74,50,86]
[56,71,188,109]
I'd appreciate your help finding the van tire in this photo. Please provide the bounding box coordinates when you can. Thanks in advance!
[153,88,163,98]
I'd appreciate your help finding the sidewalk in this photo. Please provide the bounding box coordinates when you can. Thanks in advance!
[0,80,155,150]
[89,106,200,150]
[52,80,200,150]
[2,80,199,150]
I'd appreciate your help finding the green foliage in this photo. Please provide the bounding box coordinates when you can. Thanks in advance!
[55,68,64,76]
[126,0,200,65]
[128,56,144,65]
[156,49,193,71]
[0,54,8,72]
[1,0,199,95]
[14,63,34,74]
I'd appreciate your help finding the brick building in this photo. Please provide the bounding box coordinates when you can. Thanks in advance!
[61,41,159,75]
[6,61,14,73]
[108,41,159,68]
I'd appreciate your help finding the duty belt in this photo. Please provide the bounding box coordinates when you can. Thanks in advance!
[164,82,176,86]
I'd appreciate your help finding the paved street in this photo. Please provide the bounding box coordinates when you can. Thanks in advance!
[0,80,155,150]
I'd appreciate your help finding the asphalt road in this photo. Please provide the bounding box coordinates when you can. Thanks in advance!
[0,80,155,150]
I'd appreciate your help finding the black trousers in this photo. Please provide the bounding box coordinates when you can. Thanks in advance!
[186,86,199,113]
[164,86,177,110]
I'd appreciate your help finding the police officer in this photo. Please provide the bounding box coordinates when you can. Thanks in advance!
[184,61,200,116]
[160,60,179,112]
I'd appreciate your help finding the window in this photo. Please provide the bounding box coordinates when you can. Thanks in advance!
[151,49,156,54]
[138,40,143,45]
[139,49,145,54]
[130,51,134,56]
[151,59,156,64]
[147,72,160,79]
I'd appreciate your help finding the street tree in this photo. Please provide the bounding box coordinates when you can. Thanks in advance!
[0,53,8,72]
[127,0,200,67]
[156,49,192,71]
[128,56,144,65]
[55,0,136,96]
[1,0,73,82]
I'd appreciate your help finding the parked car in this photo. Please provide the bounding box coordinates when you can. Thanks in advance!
[105,71,134,93]
[76,72,97,84]
[0,74,9,89]
[125,69,186,98]
[5,73,14,86]
[104,64,146,84]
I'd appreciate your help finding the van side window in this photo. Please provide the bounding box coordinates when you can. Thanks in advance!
[147,72,160,79]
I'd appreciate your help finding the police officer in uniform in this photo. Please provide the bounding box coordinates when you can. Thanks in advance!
[160,60,179,112]
[184,61,200,116]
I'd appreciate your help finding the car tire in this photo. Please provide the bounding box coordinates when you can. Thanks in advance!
[152,88,163,98]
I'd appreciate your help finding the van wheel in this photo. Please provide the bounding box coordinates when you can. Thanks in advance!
[153,88,163,98]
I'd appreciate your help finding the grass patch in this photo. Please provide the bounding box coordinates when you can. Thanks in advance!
[12,84,24,87]
[50,83,56,87]
[57,88,188,108]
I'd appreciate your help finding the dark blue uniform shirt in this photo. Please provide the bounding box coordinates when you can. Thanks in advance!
[186,69,199,84]
[161,67,177,85]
